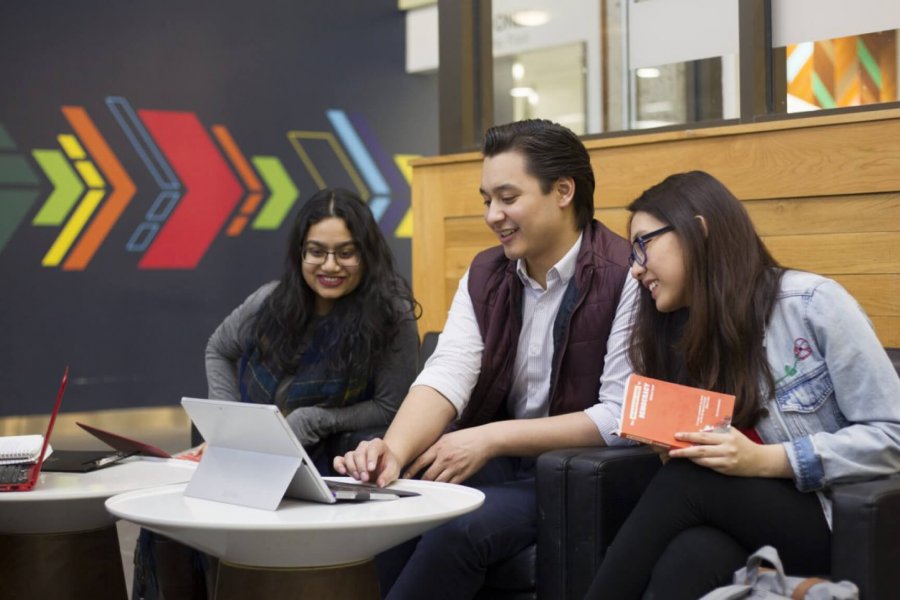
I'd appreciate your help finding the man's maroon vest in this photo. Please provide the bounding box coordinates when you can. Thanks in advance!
[455,220,631,429]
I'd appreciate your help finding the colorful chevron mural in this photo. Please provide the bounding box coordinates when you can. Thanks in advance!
[6,96,414,270]
[787,30,897,111]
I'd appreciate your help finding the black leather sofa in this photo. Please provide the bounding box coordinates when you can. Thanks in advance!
[479,348,900,600]
[532,448,900,600]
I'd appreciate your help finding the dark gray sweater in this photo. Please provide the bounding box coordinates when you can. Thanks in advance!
[204,282,419,443]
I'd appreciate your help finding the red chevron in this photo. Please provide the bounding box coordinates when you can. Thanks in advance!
[137,110,243,269]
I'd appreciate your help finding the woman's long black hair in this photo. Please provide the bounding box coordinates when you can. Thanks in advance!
[627,171,783,428]
[249,188,419,375]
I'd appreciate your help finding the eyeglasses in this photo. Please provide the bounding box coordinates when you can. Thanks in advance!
[628,225,674,267]
[301,244,361,267]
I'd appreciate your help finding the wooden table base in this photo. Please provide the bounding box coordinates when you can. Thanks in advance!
[215,558,380,599]
[0,524,127,600]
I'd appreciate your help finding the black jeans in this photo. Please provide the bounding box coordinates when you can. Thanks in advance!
[585,459,831,600]
[378,456,536,600]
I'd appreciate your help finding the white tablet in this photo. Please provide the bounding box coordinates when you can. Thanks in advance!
[181,398,416,510]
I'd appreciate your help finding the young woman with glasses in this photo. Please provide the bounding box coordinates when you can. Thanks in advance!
[585,171,900,599]
[204,187,420,461]
[134,188,420,600]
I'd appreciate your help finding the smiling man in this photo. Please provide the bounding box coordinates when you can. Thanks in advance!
[335,119,639,599]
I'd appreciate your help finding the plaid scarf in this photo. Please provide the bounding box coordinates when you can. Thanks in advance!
[237,319,369,413]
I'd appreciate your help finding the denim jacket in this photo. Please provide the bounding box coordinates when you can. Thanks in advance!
[755,270,900,516]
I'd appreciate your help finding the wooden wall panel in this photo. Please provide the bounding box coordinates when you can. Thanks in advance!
[595,209,630,238]
[764,232,900,275]
[444,279,458,316]
[744,194,900,235]
[590,117,900,208]
[833,274,900,316]
[412,108,900,346]
[870,317,899,346]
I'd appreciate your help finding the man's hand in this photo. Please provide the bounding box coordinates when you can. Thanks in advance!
[404,427,495,484]
[668,429,792,478]
[333,438,402,487]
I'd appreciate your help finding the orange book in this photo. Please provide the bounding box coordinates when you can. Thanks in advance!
[617,374,736,449]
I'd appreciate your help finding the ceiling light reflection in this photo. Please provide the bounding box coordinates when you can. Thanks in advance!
[511,10,550,27]
[636,67,661,79]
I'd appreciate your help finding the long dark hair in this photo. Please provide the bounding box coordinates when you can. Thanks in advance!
[482,119,595,229]
[250,188,419,375]
[627,171,782,428]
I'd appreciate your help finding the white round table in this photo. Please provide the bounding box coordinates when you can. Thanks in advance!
[0,457,196,533]
[0,457,196,600]
[106,477,485,599]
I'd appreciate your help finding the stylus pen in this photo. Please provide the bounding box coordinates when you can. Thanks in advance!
[92,451,139,468]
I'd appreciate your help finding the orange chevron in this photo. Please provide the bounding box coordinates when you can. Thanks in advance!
[226,192,264,237]
[213,125,268,237]
[239,192,264,215]
[838,79,860,106]
[834,37,857,104]
[884,36,897,101]
[868,31,898,101]
[813,41,835,94]
[226,215,250,237]
[212,125,263,192]
[61,106,136,270]
[860,70,879,104]
[792,57,815,105]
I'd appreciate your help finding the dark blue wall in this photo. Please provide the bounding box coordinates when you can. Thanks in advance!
[0,0,437,416]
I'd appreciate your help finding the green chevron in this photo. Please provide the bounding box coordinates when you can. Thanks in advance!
[251,156,299,230]
[31,149,85,225]
[811,72,837,109]
[857,38,882,89]
[0,124,41,255]
[0,155,40,186]
[0,124,14,150]
[0,189,41,254]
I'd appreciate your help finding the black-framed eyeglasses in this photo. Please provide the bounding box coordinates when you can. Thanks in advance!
[628,225,674,267]
[301,244,361,267]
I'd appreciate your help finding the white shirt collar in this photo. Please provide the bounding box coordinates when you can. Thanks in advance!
[515,231,583,291]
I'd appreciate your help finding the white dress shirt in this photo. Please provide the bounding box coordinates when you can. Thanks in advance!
[412,235,638,445]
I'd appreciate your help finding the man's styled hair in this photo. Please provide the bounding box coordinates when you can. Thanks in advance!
[482,119,595,229]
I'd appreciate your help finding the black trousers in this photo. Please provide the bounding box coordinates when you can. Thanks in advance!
[585,459,831,600]
[377,457,536,600]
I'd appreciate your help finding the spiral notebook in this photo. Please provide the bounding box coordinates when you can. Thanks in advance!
[0,435,49,465]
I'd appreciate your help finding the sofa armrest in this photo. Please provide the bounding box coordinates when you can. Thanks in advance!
[830,475,900,600]
[535,446,661,600]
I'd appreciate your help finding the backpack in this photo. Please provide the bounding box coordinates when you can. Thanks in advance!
[699,545,858,600]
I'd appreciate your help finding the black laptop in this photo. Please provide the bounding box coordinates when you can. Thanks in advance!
[42,422,172,473]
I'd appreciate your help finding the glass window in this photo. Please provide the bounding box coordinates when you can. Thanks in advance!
[490,0,739,135]
[491,0,597,134]
[620,0,739,131]
[494,43,587,134]
[430,0,900,151]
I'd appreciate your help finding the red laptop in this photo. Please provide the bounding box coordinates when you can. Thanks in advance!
[0,367,68,492]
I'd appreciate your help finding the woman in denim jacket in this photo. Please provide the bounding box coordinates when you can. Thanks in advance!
[585,171,900,600]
